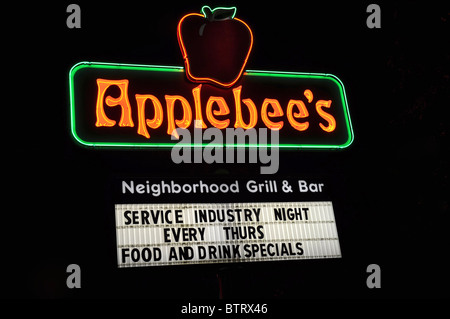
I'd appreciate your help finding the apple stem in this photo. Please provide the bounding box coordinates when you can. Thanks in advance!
[201,6,237,21]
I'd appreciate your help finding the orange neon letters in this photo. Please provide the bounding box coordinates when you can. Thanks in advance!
[316,100,336,132]
[95,79,134,127]
[165,95,193,139]
[304,89,313,103]
[261,99,284,130]
[287,100,309,131]
[136,94,163,139]
[206,97,230,129]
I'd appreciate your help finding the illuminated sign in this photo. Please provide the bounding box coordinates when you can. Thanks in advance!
[69,62,353,148]
[115,201,341,267]
[69,6,353,149]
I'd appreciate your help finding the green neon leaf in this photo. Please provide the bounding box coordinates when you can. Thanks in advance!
[201,6,237,20]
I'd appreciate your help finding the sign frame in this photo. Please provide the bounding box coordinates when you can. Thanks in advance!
[69,61,354,149]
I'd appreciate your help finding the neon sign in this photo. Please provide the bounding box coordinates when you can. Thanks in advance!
[177,6,253,88]
[69,6,354,149]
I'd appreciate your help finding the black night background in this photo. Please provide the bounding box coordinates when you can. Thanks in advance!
[3,0,448,309]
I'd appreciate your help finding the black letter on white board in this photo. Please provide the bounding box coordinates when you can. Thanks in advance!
[66,4,81,29]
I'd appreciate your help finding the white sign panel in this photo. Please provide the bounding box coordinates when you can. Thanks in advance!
[115,201,341,267]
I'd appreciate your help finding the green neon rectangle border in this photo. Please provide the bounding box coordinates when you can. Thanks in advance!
[69,61,354,149]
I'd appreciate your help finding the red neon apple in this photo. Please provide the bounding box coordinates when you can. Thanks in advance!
[177,6,253,88]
